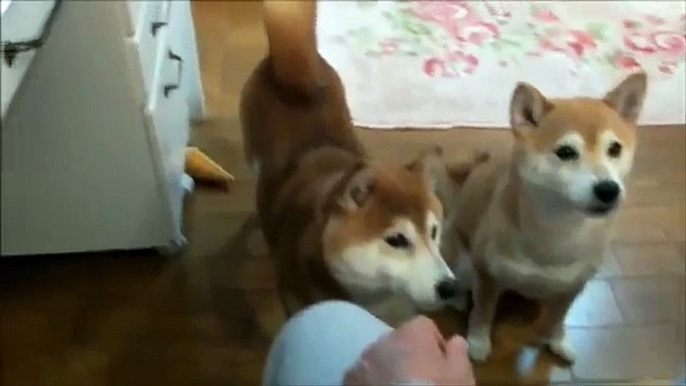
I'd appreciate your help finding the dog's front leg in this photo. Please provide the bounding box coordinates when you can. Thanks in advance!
[542,287,583,364]
[447,252,475,312]
[467,268,500,362]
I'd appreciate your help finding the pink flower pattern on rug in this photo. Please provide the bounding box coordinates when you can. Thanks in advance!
[344,1,686,78]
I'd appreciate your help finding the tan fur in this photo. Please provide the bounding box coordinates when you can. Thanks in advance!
[447,72,647,363]
[516,99,637,158]
[262,0,318,94]
[240,0,455,324]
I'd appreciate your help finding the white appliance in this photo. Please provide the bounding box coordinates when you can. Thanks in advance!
[1,0,206,256]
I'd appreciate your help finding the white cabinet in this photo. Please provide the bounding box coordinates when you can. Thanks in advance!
[0,0,58,119]
[0,0,205,256]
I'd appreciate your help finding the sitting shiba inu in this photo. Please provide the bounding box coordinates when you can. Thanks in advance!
[450,72,647,362]
[239,0,472,325]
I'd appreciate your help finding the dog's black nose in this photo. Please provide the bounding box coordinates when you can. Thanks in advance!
[435,278,458,301]
[593,180,620,204]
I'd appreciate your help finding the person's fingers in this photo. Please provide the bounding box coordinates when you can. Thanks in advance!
[444,335,475,385]
[445,334,469,359]
[360,329,416,374]
[395,315,446,348]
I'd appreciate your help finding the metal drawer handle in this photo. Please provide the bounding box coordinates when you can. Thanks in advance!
[163,50,183,98]
[0,0,63,67]
[151,0,173,37]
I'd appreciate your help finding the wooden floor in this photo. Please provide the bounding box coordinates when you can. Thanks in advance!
[2,2,684,385]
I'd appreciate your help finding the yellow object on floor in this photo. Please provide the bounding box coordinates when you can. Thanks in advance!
[185,147,234,188]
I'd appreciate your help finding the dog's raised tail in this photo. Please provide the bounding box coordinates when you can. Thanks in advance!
[263,0,319,94]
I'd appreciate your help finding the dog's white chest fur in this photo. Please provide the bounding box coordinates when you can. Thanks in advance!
[485,221,606,298]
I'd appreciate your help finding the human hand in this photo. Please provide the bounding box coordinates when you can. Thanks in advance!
[343,315,475,385]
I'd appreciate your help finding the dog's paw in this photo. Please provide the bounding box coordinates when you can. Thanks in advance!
[467,333,492,362]
[547,339,576,364]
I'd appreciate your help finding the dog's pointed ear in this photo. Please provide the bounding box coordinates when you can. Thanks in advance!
[406,145,443,171]
[447,151,490,186]
[318,163,374,217]
[406,145,445,190]
[510,82,553,134]
[340,165,375,211]
[603,71,647,124]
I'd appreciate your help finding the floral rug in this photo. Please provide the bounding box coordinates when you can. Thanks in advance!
[316,1,686,129]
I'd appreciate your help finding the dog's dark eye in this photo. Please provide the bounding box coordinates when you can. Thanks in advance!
[608,141,622,158]
[431,225,438,240]
[385,233,411,249]
[555,145,579,161]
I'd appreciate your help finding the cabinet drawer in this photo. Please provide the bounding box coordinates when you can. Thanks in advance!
[126,0,177,100]
[1,0,58,119]
[143,27,190,238]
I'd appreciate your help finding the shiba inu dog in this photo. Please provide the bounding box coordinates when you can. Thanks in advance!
[450,72,647,362]
[239,0,465,324]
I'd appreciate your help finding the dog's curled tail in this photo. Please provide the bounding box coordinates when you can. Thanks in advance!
[263,0,319,95]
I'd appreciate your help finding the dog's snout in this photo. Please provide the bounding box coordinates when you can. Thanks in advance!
[593,180,620,204]
[435,278,458,301]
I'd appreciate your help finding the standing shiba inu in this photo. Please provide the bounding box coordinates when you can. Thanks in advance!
[239,0,463,324]
[450,72,647,362]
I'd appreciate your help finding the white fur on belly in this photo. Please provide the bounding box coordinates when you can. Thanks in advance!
[487,251,596,298]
